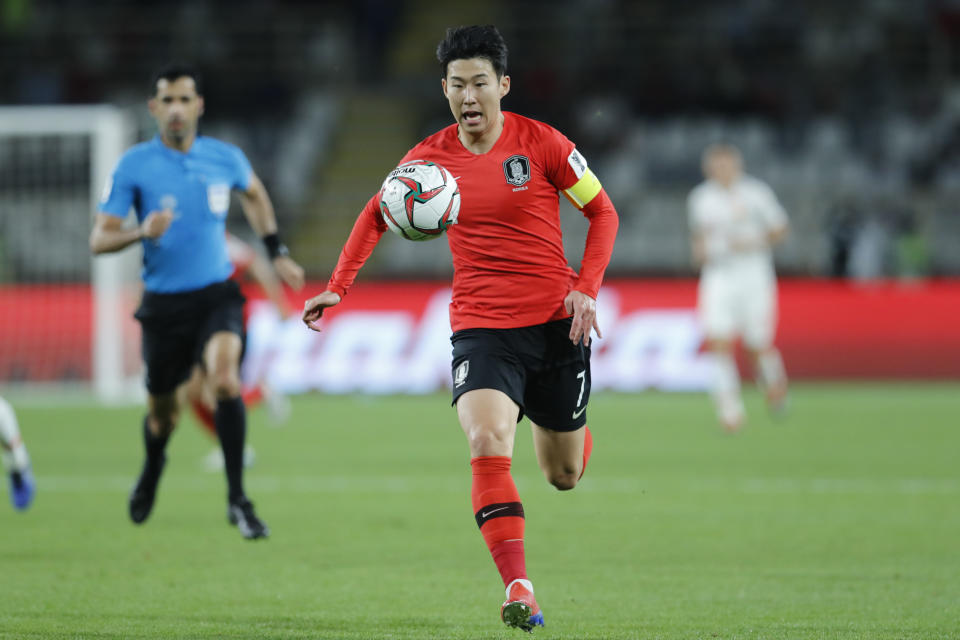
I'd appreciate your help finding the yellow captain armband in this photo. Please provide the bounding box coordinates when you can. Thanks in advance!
[563,169,602,208]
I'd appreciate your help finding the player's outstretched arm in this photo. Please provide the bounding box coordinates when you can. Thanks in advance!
[90,209,172,255]
[238,173,305,291]
[301,291,342,332]
[300,192,388,333]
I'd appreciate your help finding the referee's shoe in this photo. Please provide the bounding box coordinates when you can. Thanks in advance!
[228,496,269,540]
[128,454,166,523]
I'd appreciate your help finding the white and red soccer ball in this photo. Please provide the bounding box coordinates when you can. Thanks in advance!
[379,160,460,241]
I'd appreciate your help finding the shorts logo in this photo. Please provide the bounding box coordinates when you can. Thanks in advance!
[502,155,530,187]
[454,360,469,388]
[207,183,231,217]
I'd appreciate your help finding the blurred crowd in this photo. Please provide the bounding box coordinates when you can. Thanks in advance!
[2,0,960,279]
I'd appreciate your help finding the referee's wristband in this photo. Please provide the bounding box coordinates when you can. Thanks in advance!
[262,233,289,260]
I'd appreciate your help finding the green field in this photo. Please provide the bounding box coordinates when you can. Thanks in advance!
[1,384,958,639]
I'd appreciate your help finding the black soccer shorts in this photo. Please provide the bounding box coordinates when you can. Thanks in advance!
[134,280,246,395]
[450,317,592,432]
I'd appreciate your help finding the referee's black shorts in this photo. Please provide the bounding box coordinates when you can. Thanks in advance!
[134,280,246,396]
[450,317,591,432]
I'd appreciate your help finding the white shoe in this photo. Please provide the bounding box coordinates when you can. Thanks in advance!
[203,447,224,472]
[719,402,745,434]
[262,384,291,426]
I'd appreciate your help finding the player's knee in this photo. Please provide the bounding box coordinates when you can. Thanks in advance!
[461,414,515,456]
[465,424,512,454]
[209,371,241,400]
[546,466,580,491]
[148,412,178,437]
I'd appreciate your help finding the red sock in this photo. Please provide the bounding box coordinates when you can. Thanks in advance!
[242,385,263,408]
[579,425,594,480]
[190,399,217,439]
[471,456,527,587]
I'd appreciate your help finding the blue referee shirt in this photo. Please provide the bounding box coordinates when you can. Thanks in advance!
[99,135,253,293]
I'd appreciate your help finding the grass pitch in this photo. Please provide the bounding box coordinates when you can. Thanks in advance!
[1,383,958,639]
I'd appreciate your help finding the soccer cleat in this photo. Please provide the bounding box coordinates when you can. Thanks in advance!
[765,381,789,418]
[9,466,35,511]
[721,414,744,433]
[500,579,544,632]
[227,496,269,540]
[262,384,291,426]
[128,454,166,524]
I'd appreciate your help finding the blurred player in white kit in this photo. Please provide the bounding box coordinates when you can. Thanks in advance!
[0,395,34,510]
[688,143,789,431]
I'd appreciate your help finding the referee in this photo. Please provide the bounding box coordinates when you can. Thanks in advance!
[90,63,304,539]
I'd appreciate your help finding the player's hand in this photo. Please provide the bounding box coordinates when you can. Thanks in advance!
[564,289,601,347]
[140,209,174,239]
[273,256,305,291]
[302,290,341,332]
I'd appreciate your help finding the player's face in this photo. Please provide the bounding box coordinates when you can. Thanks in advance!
[149,76,204,146]
[442,58,510,137]
[705,151,742,187]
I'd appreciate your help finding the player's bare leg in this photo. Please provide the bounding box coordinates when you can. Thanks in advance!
[203,331,267,539]
[0,396,34,511]
[458,389,542,631]
[129,391,178,523]
[749,346,788,416]
[708,338,745,432]
[458,389,518,457]
[530,422,588,490]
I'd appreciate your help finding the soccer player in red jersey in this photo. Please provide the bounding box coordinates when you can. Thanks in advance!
[302,25,618,632]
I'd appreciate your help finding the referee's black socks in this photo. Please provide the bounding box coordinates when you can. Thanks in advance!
[215,396,247,502]
[142,415,169,466]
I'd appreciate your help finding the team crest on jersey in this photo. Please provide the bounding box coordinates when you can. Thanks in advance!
[502,155,531,187]
[207,183,230,217]
[454,360,469,388]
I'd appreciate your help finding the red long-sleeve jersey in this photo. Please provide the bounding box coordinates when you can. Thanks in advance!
[328,111,619,331]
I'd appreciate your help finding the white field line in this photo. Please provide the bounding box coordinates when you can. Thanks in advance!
[31,475,960,495]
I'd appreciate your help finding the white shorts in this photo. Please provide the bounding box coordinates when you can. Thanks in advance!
[698,269,777,349]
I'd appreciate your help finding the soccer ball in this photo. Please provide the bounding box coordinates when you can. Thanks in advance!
[379,160,460,241]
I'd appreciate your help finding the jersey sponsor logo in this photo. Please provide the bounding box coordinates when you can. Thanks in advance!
[207,183,231,217]
[567,149,588,179]
[502,155,531,187]
[454,359,469,387]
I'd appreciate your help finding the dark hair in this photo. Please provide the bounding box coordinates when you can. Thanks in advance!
[151,63,203,96]
[436,25,508,79]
